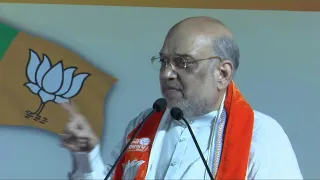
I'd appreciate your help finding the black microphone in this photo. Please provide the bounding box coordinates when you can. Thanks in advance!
[104,98,167,180]
[170,107,214,180]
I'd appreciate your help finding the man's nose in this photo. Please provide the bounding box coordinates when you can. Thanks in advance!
[160,65,177,80]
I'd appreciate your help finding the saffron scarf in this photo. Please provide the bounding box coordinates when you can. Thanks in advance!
[113,81,254,179]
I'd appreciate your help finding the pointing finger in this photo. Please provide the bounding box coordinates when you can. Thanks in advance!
[61,102,80,118]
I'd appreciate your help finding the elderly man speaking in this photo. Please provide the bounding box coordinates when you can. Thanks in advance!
[60,16,303,179]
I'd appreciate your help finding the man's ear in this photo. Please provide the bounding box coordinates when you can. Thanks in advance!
[216,60,233,90]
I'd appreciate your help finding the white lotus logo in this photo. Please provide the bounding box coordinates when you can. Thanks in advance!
[23,49,90,123]
[122,160,145,179]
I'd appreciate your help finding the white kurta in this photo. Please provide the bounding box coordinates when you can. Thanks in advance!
[70,108,303,180]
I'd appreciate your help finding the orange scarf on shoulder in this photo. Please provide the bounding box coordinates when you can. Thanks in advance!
[113,81,254,179]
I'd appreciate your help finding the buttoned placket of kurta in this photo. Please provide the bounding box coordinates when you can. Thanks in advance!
[163,112,216,179]
[164,120,195,178]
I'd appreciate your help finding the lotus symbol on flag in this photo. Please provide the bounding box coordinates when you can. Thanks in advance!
[122,160,145,179]
[24,49,90,117]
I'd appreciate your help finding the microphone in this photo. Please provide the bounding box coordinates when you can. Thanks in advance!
[104,98,167,180]
[170,107,214,180]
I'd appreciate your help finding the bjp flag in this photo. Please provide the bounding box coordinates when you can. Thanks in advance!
[0,22,117,137]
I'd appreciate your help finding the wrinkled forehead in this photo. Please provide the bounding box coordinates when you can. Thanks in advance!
[160,32,213,59]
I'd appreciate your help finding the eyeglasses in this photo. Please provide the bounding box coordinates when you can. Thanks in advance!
[150,55,222,71]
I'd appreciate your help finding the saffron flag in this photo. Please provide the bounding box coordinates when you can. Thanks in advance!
[0,22,117,137]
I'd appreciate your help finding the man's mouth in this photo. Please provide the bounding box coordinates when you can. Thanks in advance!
[163,87,181,91]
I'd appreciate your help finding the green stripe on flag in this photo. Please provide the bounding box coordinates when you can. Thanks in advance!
[0,23,19,61]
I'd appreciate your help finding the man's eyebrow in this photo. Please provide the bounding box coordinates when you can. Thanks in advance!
[175,53,191,57]
[158,53,195,61]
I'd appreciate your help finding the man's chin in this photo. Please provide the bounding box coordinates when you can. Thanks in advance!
[162,90,182,98]
[163,97,183,109]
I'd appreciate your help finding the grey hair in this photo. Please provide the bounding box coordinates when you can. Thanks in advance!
[212,36,240,75]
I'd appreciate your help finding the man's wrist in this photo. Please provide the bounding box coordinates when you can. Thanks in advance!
[72,144,101,173]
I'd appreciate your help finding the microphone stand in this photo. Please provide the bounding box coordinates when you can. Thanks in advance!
[181,117,215,180]
[104,98,167,180]
[104,109,156,180]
